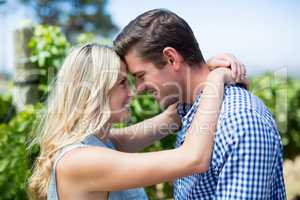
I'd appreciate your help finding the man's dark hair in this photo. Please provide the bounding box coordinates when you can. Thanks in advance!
[113,9,205,67]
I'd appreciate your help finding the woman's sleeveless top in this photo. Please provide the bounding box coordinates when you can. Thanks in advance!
[47,135,148,200]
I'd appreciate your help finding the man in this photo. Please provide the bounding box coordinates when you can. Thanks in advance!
[114,9,286,199]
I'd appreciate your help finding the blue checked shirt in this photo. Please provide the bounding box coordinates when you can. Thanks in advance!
[173,85,286,200]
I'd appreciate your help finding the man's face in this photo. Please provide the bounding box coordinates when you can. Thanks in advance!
[125,51,182,108]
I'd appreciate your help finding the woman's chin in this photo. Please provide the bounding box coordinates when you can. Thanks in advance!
[117,110,130,123]
[110,109,130,124]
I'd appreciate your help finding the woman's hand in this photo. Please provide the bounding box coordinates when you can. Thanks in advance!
[160,102,181,133]
[109,102,181,153]
[206,53,247,82]
[208,67,249,86]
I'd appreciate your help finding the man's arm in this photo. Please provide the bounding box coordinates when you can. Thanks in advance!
[109,104,180,152]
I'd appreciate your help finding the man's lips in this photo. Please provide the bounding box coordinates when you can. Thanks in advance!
[145,89,159,98]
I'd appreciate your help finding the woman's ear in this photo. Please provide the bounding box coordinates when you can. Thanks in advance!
[162,47,182,71]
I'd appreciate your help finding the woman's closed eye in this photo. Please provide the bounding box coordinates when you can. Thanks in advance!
[119,78,128,87]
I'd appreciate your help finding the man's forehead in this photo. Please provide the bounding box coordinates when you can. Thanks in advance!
[124,61,144,76]
[124,50,144,65]
[128,68,144,77]
[126,55,148,72]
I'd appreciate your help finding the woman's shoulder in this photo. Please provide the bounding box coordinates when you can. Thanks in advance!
[55,141,117,177]
[82,134,116,149]
[54,135,121,190]
[55,134,115,171]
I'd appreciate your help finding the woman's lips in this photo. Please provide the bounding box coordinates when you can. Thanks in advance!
[123,98,131,108]
[124,103,130,108]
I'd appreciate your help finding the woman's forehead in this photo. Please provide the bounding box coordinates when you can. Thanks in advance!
[119,61,128,77]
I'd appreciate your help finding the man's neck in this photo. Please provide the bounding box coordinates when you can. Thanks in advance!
[182,63,210,104]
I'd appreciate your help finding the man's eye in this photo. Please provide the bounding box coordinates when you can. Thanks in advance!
[137,74,144,79]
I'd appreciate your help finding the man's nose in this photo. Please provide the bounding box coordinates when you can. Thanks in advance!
[136,83,147,94]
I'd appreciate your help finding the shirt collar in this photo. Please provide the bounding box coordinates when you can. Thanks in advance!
[176,93,202,120]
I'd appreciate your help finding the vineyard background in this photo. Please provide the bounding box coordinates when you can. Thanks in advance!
[0,1,299,199]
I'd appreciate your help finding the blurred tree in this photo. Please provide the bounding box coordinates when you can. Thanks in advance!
[18,0,118,39]
[0,91,15,123]
[251,73,300,159]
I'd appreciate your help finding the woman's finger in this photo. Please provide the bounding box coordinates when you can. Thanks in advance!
[240,64,246,80]
[207,58,230,70]
[242,78,250,89]
[218,54,238,79]
[235,62,241,82]
[230,60,237,79]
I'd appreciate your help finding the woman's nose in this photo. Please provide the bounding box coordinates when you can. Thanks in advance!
[128,88,134,97]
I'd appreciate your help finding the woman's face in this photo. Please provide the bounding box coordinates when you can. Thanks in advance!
[109,62,132,123]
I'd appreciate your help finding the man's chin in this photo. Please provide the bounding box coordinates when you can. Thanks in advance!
[159,97,179,110]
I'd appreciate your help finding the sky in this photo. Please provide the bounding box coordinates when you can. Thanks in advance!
[0,0,299,77]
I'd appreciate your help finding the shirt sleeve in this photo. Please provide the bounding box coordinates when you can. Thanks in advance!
[214,108,281,199]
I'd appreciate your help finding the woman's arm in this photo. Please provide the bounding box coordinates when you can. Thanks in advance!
[108,53,246,153]
[57,69,242,192]
[180,68,232,168]
[109,103,180,153]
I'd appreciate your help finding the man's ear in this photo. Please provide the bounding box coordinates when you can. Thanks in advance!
[162,47,182,71]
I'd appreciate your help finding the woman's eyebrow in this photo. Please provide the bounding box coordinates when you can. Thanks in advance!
[118,76,127,82]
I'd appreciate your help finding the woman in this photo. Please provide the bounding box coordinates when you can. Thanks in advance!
[28,43,246,200]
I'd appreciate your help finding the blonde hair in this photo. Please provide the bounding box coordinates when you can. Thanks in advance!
[28,44,121,199]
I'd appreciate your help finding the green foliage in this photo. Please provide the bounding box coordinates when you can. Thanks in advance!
[4,24,298,199]
[76,32,97,44]
[129,93,161,123]
[28,25,70,96]
[75,32,113,46]
[250,73,300,159]
[19,0,118,39]
[0,104,42,200]
[0,92,15,123]
[28,25,114,99]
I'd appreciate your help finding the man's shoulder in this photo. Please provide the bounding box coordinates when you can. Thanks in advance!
[222,84,265,115]
[218,84,276,131]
